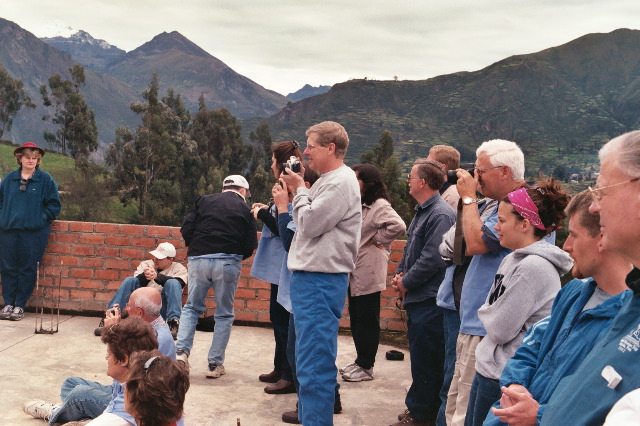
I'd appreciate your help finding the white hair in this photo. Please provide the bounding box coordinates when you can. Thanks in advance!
[599,130,640,177]
[476,139,525,181]
[133,291,162,317]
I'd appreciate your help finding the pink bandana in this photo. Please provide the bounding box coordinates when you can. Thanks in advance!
[507,187,546,230]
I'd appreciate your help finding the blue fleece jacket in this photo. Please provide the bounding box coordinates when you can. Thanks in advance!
[0,167,61,231]
[484,278,630,425]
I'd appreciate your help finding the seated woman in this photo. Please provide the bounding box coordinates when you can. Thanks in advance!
[464,178,573,426]
[125,350,190,426]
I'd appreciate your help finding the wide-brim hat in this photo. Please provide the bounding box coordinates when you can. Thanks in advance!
[14,142,45,157]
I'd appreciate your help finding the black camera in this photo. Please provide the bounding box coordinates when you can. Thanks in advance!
[282,156,301,174]
[447,163,476,185]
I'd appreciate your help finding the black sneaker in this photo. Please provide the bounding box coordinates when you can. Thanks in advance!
[168,319,179,340]
[94,318,105,336]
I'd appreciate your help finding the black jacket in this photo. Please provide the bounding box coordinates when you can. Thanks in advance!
[181,191,257,259]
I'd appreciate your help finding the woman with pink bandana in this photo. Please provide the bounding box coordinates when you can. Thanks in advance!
[464,179,574,426]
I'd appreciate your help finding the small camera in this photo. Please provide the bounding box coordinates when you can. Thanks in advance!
[447,163,476,185]
[282,156,301,174]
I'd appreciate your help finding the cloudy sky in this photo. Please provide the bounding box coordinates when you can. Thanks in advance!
[1,1,639,96]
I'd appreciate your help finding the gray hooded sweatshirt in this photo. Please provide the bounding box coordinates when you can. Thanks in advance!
[475,239,574,380]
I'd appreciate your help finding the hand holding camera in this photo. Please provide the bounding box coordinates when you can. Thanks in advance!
[279,156,305,192]
[104,304,121,328]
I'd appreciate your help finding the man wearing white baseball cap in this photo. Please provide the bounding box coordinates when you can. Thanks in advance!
[94,242,188,339]
[176,174,258,379]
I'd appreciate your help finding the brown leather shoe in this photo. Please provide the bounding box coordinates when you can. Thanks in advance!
[258,370,282,383]
[282,409,301,424]
[264,379,296,394]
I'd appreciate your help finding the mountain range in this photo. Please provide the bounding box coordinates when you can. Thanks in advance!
[260,28,640,173]
[1,16,639,176]
[0,18,291,146]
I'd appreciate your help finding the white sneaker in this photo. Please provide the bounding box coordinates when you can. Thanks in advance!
[339,362,358,374]
[0,305,13,320]
[23,400,60,420]
[342,366,374,382]
[176,351,189,373]
[206,364,226,379]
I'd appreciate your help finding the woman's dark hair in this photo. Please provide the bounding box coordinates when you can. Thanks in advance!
[126,350,190,426]
[272,140,303,176]
[503,177,570,238]
[352,163,391,205]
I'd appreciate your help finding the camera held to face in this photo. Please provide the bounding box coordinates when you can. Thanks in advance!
[447,163,476,185]
[282,156,301,174]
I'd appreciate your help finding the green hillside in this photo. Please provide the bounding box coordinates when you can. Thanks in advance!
[257,29,640,178]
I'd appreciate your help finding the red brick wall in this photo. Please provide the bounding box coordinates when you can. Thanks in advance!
[23,221,407,332]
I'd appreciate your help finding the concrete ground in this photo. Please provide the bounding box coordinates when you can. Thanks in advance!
[0,313,414,426]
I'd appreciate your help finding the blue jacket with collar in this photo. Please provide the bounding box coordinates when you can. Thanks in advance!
[0,167,60,231]
[484,278,630,425]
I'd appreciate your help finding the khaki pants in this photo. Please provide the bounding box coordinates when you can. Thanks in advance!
[445,333,482,426]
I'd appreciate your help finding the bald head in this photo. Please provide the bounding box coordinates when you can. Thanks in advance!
[128,287,162,320]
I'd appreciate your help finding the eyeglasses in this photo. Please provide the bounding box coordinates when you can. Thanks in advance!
[474,165,503,176]
[19,178,28,192]
[588,177,640,208]
[407,174,422,180]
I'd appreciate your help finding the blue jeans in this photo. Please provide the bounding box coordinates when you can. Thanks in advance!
[107,276,183,322]
[48,377,111,425]
[291,271,347,426]
[405,298,445,423]
[437,308,461,426]
[0,225,51,308]
[465,373,501,426]
[176,257,241,366]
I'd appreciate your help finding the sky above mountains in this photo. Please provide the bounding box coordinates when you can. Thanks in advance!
[1,0,639,96]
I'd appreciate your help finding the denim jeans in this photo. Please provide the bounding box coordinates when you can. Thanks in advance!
[0,225,51,308]
[107,276,183,322]
[270,283,293,381]
[291,271,347,426]
[176,257,241,366]
[437,308,461,426]
[347,290,381,370]
[465,372,501,426]
[48,377,111,424]
[405,298,445,423]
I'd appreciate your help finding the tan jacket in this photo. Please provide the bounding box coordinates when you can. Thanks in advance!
[441,184,460,211]
[348,198,406,296]
[135,260,188,292]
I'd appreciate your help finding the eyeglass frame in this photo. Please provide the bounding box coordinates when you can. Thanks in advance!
[588,177,640,207]
[406,174,422,180]
[474,165,503,176]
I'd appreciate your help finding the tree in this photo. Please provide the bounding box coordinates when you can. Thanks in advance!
[106,74,194,224]
[248,120,275,203]
[0,65,35,139]
[40,64,98,162]
[361,130,412,226]
[361,130,394,169]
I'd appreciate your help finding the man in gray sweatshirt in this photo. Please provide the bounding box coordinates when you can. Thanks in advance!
[280,121,361,426]
[391,158,455,426]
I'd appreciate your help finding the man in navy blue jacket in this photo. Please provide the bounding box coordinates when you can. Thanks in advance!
[176,175,257,379]
[391,158,455,426]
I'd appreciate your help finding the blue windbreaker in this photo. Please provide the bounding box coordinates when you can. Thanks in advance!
[484,278,630,425]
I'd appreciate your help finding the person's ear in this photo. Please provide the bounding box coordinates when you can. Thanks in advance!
[120,354,130,368]
[304,182,311,189]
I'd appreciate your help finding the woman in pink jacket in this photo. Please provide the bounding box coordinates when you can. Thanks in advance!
[341,164,406,382]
